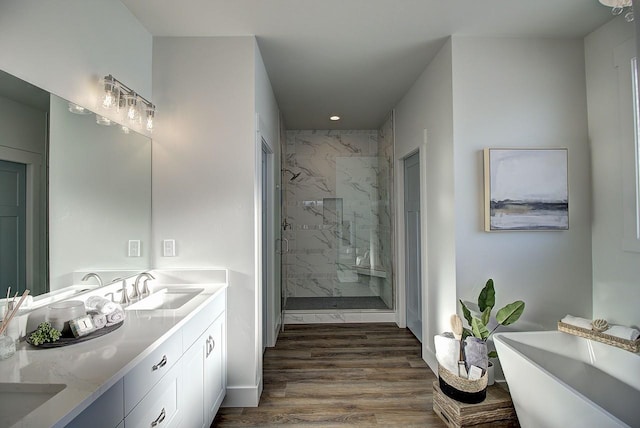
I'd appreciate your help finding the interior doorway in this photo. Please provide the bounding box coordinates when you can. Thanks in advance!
[403,151,422,342]
[0,159,27,297]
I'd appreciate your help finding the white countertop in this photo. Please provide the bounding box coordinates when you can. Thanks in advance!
[0,276,228,428]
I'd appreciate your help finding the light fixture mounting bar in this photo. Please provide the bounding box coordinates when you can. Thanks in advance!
[103,74,155,110]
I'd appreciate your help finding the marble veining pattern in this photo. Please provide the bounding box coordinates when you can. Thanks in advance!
[283,127,394,308]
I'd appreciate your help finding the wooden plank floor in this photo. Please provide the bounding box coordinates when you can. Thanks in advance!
[213,323,446,427]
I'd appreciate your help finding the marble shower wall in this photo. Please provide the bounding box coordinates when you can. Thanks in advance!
[377,114,394,308]
[283,125,394,307]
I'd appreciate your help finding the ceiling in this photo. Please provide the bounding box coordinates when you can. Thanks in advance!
[121,0,616,130]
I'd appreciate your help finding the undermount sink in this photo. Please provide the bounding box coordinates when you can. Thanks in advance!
[125,287,204,311]
[0,383,66,427]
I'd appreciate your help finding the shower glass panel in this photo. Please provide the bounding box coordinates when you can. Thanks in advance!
[283,121,394,311]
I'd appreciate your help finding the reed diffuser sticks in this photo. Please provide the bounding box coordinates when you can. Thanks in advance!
[0,289,30,336]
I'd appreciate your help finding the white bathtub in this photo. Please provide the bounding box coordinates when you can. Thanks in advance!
[494,331,640,428]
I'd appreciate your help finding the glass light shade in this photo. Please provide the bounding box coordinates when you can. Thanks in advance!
[598,0,631,6]
[100,76,119,111]
[95,115,114,126]
[145,105,155,132]
[123,93,141,124]
[68,102,91,115]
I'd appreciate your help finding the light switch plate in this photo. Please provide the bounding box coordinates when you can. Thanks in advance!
[128,240,141,257]
[163,239,176,257]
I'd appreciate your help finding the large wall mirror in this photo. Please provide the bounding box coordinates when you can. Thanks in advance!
[0,70,152,297]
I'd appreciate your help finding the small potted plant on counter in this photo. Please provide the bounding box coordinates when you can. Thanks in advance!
[459,278,525,385]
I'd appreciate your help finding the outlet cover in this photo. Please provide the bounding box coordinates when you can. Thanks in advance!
[128,240,141,257]
[163,239,176,257]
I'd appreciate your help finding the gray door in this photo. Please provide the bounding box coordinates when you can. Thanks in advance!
[0,160,27,298]
[404,152,422,342]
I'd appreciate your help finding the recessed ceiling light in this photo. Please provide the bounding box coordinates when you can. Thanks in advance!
[330,115,340,121]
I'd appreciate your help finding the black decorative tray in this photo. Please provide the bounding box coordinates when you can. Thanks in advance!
[26,321,124,348]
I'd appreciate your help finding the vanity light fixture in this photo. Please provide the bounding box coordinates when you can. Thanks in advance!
[67,102,91,115]
[97,74,156,131]
[599,0,634,21]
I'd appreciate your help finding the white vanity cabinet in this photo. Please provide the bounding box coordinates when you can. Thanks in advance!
[65,379,125,428]
[182,291,227,427]
[124,358,182,428]
[124,332,183,415]
[66,287,227,428]
[204,315,225,423]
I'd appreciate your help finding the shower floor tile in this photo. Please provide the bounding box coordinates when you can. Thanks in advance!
[285,296,390,310]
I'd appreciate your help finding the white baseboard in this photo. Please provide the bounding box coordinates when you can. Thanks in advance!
[271,311,282,347]
[423,343,438,375]
[221,379,263,408]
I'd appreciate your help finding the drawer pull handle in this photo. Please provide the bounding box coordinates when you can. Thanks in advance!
[152,355,167,371]
[151,408,166,426]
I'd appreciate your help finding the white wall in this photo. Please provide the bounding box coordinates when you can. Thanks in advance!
[0,1,151,114]
[452,37,593,336]
[394,39,456,372]
[395,36,594,376]
[153,36,279,407]
[49,95,152,290]
[585,17,639,327]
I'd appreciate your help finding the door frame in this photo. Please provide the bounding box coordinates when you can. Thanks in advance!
[402,151,422,341]
[394,129,429,355]
[0,145,44,293]
[255,114,280,353]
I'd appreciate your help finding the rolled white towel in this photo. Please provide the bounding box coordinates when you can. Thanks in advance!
[88,310,107,329]
[561,315,593,330]
[86,296,121,315]
[605,325,640,341]
[105,309,125,326]
[434,333,460,375]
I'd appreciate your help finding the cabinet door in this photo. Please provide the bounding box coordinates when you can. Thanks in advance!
[204,314,225,424]
[181,338,205,428]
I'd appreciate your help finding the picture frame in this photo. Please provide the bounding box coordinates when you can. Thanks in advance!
[484,148,568,231]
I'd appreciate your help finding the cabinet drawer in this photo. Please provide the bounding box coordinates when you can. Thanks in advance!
[124,331,182,415]
[182,290,225,350]
[125,360,181,428]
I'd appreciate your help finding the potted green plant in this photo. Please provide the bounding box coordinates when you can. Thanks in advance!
[459,278,525,384]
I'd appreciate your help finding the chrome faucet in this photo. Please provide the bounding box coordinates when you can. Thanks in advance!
[133,272,155,299]
[118,279,131,306]
[81,272,103,287]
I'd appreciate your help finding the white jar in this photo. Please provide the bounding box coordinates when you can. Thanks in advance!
[46,300,86,333]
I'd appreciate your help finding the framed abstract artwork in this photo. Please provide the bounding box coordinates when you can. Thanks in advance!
[484,148,568,231]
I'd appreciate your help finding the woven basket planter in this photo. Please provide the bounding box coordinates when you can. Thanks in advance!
[438,364,488,404]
